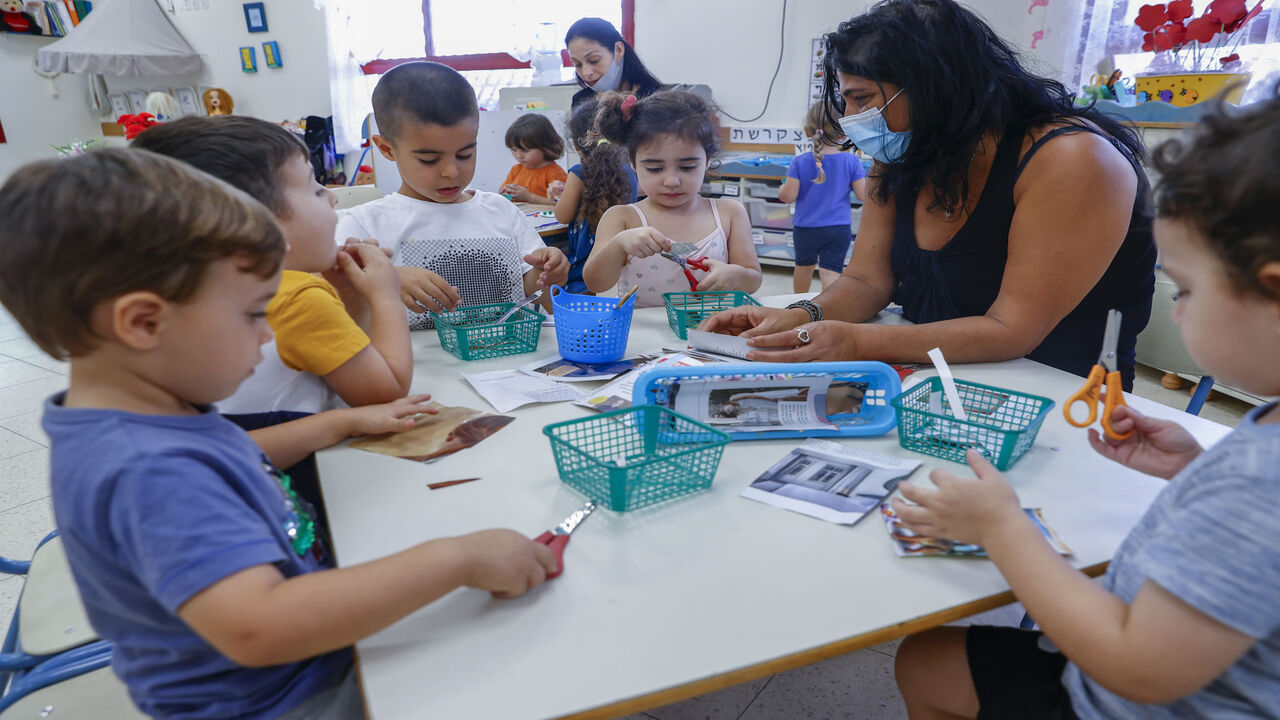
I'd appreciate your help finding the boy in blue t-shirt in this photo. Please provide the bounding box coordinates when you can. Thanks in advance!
[0,149,557,720]
[778,102,867,293]
[891,96,1280,719]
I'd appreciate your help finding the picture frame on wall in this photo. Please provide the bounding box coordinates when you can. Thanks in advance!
[242,2,267,32]
[174,86,201,116]
[108,93,131,119]
[262,41,282,68]
[126,91,148,115]
[240,46,258,73]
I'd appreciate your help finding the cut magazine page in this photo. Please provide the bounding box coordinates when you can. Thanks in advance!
[462,369,585,413]
[518,353,657,383]
[673,376,836,432]
[880,504,1073,558]
[575,351,727,413]
[741,439,922,525]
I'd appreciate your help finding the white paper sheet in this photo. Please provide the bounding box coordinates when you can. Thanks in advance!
[462,369,585,413]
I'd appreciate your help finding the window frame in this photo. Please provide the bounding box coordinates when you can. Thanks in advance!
[360,0,634,75]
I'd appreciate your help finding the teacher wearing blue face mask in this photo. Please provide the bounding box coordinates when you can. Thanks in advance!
[566,18,663,109]
[701,0,1157,390]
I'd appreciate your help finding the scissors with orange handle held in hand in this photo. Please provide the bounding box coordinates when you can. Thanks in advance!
[535,501,596,580]
[1065,309,1133,441]
[659,252,710,291]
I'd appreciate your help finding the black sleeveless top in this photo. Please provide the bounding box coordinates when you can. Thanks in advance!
[889,125,1157,390]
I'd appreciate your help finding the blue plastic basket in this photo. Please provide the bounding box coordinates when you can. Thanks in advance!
[550,285,636,363]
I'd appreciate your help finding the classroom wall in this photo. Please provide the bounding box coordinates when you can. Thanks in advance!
[0,0,331,181]
[632,0,1071,130]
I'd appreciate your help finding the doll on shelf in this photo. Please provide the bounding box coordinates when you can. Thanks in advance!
[202,88,234,116]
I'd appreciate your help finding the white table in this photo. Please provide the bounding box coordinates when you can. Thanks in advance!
[317,297,1230,720]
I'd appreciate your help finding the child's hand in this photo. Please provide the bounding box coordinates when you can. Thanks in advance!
[336,242,400,302]
[613,227,672,259]
[547,180,566,203]
[455,529,559,598]
[501,184,533,203]
[694,258,738,292]
[891,450,1024,547]
[396,266,462,314]
[341,394,437,437]
[1087,405,1203,480]
[323,238,391,298]
[524,247,569,289]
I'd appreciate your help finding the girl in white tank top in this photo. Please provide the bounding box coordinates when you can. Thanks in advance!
[581,91,762,308]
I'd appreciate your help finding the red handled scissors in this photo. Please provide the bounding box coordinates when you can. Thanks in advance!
[1065,309,1133,440]
[660,251,710,291]
[535,501,596,579]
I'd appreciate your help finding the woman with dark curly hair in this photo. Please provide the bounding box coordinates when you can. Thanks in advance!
[702,0,1157,390]
[551,99,638,293]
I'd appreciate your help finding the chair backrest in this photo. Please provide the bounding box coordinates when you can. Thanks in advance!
[331,185,383,210]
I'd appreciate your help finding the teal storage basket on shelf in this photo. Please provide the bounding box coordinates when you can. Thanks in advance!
[430,303,542,361]
[889,378,1055,471]
[542,405,731,512]
[550,285,636,363]
[661,291,761,340]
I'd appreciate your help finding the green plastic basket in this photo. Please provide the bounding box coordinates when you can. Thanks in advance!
[542,405,731,512]
[430,303,542,361]
[889,378,1055,471]
[662,291,761,339]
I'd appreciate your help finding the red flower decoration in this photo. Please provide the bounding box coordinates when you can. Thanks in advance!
[1226,1,1263,32]
[1152,22,1186,49]
[1135,3,1169,30]
[1206,0,1246,25]
[1220,52,1241,63]
[1166,0,1194,22]
[1185,15,1219,42]
[1141,31,1156,51]
[117,113,159,141]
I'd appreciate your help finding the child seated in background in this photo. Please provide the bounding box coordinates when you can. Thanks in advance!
[550,99,638,293]
[338,62,567,325]
[892,95,1280,720]
[583,91,762,307]
[133,116,412,416]
[500,113,569,205]
[0,149,557,720]
[778,102,867,293]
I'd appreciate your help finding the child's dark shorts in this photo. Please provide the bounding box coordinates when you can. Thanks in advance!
[792,225,853,272]
[966,626,1080,720]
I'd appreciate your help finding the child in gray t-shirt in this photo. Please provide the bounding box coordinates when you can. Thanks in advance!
[889,94,1280,718]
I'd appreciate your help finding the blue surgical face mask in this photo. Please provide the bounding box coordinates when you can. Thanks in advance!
[838,88,911,164]
[588,53,624,93]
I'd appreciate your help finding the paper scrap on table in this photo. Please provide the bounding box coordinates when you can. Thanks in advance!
[576,350,725,413]
[350,402,513,463]
[926,347,968,421]
[462,369,585,413]
[741,439,921,525]
[687,329,789,361]
[881,504,1072,557]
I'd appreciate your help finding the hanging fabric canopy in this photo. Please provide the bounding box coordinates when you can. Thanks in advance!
[37,0,201,76]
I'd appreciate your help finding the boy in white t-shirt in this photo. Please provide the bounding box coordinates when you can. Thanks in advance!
[337,61,568,328]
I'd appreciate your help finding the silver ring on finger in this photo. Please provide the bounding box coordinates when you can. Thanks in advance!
[795,328,811,345]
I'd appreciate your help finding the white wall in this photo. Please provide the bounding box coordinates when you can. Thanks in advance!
[1,0,331,181]
[632,0,1071,130]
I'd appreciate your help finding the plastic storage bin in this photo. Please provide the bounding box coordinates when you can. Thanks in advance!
[430,303,542,361]
[890,378,1055,471]
[550,285,636,363]
[543,405,731,512]
[661,291,761,340]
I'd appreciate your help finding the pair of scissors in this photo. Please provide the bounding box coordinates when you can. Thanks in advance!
[659,252,710,291]
[1064,309,1133,440]
[535,501,596,579]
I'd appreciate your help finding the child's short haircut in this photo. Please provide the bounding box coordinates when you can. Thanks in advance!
[504,114,564,160]
[131,116,308,218]
[371,61,478,141]
[0,149,285,360]
[1153,91,1280,299]
[595,90,719,161]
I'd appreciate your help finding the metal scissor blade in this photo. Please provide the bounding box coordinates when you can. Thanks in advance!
[554,501,597,536]
[659,251,688,267]
[1099,309,1123,371]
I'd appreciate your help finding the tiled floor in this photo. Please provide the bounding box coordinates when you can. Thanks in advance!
[0,268,1255,718]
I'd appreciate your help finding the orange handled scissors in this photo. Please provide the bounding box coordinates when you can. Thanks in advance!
[1065,309,1133,440]
[660,252,710,291]
[535,501,596,580]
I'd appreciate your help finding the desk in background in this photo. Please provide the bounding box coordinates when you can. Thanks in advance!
[317,296,1230,720]
[516,200,568,238]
